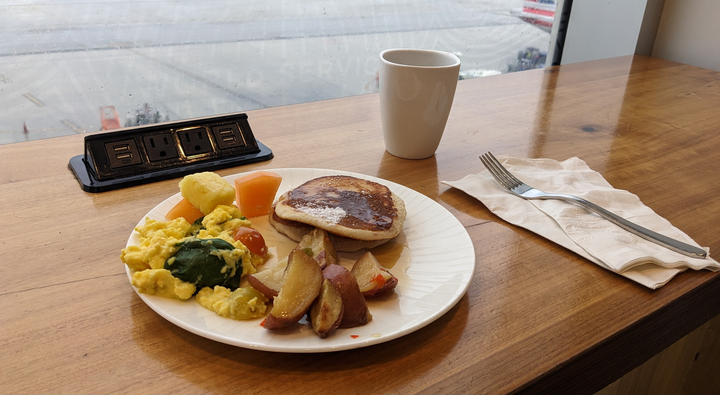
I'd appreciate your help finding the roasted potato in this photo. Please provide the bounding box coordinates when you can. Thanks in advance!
[263,250,323,329]
[322,264,370,328]
[296,228,339,268]
[310,279,344,338]
[351,252,398,297]
[247,256,288,300]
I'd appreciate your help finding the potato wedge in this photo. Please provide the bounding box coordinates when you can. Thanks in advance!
[350,252,398,297]
[263,250,323,329]
[296,228,338,268]
[310,279,344,338]
[247,256,288,300]
[322,264,370,328]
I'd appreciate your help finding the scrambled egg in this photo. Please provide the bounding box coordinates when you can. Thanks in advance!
[121,217,192,271]
[198,204,264,276]
[121,203,269,320]
[121,205,262,274]
[196,285,269,320]
[131,269,196,300]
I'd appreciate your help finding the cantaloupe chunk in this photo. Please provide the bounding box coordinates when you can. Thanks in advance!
[234,171,282,217]
[179,172,235,215]
[165,198,204,223]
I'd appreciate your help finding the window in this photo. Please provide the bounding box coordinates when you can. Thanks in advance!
[1,0,556,145]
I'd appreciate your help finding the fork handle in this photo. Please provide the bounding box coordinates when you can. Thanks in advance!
[540,193,707,259]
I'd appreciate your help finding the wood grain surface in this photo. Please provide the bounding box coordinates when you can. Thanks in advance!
[1,55,719,394]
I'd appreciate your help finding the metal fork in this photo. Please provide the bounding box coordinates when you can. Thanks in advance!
[480,152,707,259]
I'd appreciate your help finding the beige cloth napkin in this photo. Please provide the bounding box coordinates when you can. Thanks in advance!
[442,155,719,289]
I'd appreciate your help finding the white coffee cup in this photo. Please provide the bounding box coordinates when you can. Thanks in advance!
[379,49,461,159]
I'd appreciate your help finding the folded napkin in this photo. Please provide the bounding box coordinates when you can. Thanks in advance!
[443,155,719,289]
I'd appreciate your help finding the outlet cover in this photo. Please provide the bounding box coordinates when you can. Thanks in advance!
[178,127,213,156]
[212,124,245,149]
[68,112,273,192]
[143,133,179,162]
[104,139,143,168]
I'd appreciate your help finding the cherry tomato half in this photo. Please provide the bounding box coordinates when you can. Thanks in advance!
[232,227,267,256]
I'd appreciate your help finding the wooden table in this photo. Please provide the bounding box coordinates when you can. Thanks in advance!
[2,55,719,394]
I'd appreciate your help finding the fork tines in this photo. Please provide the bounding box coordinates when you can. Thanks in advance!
[480,152,520,190]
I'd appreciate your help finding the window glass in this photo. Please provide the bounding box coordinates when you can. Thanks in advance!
[0,0,555,145]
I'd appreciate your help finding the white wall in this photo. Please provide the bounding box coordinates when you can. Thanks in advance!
[561,0,649,65]
[652,0,720,72]
[559,0,720,72]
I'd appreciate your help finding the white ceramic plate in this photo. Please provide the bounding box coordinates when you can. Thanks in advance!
[126,168,475,353]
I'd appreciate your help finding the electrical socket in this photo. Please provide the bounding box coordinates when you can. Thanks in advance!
[178,127,213,156]
[104,139,142,168]
[143,133,179,162]
[211,124,245,149]
[70,112,272,192]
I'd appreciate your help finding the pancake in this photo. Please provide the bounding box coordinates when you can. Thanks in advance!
[272,175,406,244]
[268,202,392,252]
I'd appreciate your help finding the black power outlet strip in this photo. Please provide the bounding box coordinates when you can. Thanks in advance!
[69,112,273,192]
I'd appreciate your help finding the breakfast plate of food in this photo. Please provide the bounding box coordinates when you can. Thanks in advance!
[123,168,475,353]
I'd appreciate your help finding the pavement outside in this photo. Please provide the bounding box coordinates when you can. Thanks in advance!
[0,0,550,145]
